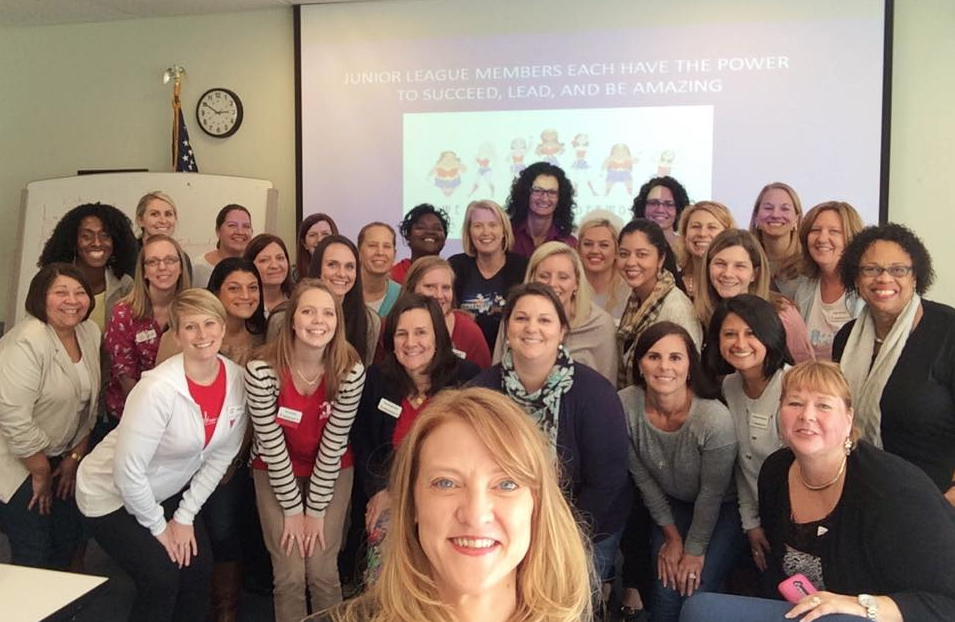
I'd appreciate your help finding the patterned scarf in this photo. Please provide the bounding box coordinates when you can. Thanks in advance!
[501,344,575,454]
[616,269,676,389]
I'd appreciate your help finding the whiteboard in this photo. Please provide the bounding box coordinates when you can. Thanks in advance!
[8,172,278,324]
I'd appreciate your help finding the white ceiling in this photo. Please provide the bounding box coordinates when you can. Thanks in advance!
[0,0,363,27]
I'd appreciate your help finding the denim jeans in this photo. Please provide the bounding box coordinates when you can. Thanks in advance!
[0,466,83,569]
[649,498,744,622]
[680,593,867,622]
[593,527,624,582]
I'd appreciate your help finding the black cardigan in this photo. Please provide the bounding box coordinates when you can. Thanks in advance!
[758,441,955,621]
[351,360,480,498]
[832,299,955,491]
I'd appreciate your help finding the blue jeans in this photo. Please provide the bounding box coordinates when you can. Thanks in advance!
[593,527,624,582]
[680,593,866,622]
[649,498,744,622]
[0,466,83,569]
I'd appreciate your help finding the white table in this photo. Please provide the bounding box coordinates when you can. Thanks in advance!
[0,563,107,622]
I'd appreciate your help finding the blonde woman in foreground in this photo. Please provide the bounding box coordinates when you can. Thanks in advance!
[309,387,595,622]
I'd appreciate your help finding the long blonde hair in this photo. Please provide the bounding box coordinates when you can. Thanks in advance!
[525,241,593,329]
[677,201,736,281]
[330,388,594,622]
[122,234,191,320]
[748,182,803,283]
[252,278,358,399]
[577,215,627,313]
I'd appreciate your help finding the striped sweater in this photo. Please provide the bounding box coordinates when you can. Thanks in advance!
[245,359,366,517]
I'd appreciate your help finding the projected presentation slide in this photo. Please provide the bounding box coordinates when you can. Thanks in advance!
[402,106,714,238]
[299,0,887,252]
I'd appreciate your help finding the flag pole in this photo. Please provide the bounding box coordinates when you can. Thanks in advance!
[163,65,186,169]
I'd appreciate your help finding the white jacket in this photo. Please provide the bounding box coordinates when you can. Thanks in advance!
[76,354,247,535]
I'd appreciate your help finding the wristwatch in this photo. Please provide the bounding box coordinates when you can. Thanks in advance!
[857,594,878,621]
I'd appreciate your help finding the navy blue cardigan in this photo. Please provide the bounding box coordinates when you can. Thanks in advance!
[469,362,631,540]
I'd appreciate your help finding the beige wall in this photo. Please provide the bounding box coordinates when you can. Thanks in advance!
[0,8,296,328]
[888,0,955,305]
[0,1,951,328]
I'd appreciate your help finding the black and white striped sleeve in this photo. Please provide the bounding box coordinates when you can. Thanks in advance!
[305,362,366,517]
[245,360,303,515]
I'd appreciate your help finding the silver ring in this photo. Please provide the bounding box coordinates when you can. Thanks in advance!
[688,573,697,579]
[810,596,821,607]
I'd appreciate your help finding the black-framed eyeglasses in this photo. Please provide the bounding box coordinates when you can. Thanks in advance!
[530,186,559,198]
[144,256,182,269]
[859,264,913,278]
[646,199,677,210]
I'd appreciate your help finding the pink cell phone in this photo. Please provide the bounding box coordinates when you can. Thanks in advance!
[778,573,818,603]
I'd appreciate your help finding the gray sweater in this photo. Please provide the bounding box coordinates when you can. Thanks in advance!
[620,385,738,556]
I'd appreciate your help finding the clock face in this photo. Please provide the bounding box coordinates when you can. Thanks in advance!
[196,88,243,138]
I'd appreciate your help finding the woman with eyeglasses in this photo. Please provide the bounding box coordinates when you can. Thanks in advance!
[134,191,194,281]
[832,223,955,503]
[630,176,691,251]
[103,235,190,435]
[192,205,253,289]
[505,162,577,258]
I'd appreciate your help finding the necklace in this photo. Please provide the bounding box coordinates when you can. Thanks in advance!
[797,457,847,491]
[295,366,322,386]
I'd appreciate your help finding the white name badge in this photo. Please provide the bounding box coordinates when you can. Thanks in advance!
[749,412,771,431]
[452,348,466,359]
[227,405,244,427]
[378,398,402,418]
[135,328,158,344]
[277,406,303,425]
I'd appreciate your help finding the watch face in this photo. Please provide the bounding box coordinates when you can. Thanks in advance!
[196,88,243,137]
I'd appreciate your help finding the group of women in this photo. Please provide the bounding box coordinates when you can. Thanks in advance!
[1,165,954,622]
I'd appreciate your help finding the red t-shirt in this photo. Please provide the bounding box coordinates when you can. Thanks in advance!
[392,397,429,448]
[253,374,353,476]
[186,359,227,448]
[389,258,412,285]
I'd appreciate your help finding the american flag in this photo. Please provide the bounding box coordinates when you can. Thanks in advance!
[173,106,199,172]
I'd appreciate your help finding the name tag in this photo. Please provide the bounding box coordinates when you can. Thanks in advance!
[227,405,243,428]
[277,406,303,429]
[378,398,402,418]
[135,328,158,344]
[749,412,771,431]
[452,348,466,359]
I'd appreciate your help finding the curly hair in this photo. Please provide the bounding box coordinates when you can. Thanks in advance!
[630,176,691,232]
[505,162,576,236]
[399,204,450,243]
[38,203,138,278]
[838,223,935,296]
